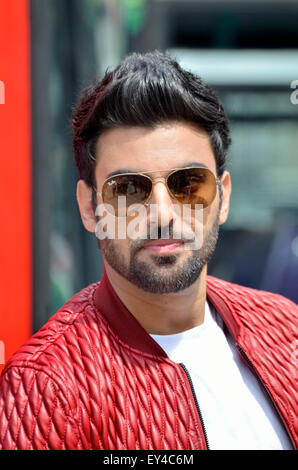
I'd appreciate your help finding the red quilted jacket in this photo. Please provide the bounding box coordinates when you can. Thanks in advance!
[0,269,297,450]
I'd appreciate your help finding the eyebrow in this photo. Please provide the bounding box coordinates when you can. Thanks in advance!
[106,162,209,178]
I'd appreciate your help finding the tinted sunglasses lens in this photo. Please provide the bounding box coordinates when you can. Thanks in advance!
[102,174,152,216]
[167,168,217,208]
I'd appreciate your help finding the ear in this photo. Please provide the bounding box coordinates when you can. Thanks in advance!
[218,171,232,225]
[76,179,97,233]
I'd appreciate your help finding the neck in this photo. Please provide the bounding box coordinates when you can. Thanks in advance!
[104,262,207,335]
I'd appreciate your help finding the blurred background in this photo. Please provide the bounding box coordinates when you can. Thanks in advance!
[0,0,298,368]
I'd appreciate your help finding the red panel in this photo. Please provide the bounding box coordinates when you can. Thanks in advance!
[0,0,31,373]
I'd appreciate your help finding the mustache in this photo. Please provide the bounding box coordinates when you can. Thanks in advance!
[129,220,197,253]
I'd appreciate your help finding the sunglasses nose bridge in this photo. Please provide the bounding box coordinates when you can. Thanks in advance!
[144,176,170,205]
[148,175,173,202]
[145,175,175,214]
[152,176,167,185]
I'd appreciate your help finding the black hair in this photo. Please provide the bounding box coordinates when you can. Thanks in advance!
[72,50,231,191]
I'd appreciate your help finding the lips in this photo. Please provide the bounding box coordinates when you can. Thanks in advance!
[142,239,184,254]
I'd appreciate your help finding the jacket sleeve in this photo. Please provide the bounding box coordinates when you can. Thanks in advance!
[0,364,83,450]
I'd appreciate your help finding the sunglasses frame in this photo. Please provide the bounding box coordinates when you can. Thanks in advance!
[93,166,221,216]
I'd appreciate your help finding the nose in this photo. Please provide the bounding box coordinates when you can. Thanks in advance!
[146,178,175,231]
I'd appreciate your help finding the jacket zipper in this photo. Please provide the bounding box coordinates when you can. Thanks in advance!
[179,363,210,450]
[236,344,295,449]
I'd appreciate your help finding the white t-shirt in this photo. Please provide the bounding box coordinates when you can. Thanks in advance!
[150,300,293,450]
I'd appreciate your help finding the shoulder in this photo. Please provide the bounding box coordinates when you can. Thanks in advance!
[0,282,108,449]
[207,274,297,340]
[1,282,104,382]
[207,274,297,312]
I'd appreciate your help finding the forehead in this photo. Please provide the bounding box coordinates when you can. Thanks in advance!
[94,122,216,181]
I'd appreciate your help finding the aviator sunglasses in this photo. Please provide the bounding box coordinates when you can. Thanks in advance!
[94,166,220,217]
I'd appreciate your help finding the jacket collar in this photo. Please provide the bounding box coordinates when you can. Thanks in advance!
[93,265,241,357]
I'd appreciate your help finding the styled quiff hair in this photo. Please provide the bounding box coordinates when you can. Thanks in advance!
[71,50,231,188]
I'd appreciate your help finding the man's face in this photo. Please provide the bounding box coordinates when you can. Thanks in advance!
[92,122,229,293]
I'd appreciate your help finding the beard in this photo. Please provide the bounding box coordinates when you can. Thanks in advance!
[98,209,220,294]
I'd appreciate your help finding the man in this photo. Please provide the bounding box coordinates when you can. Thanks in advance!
[0,51,297,450]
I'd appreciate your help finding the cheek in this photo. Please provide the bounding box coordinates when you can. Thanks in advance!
[114,238,131,263]
[203,206,214,227]
[200,197,220,241]
[100,237,131,267]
